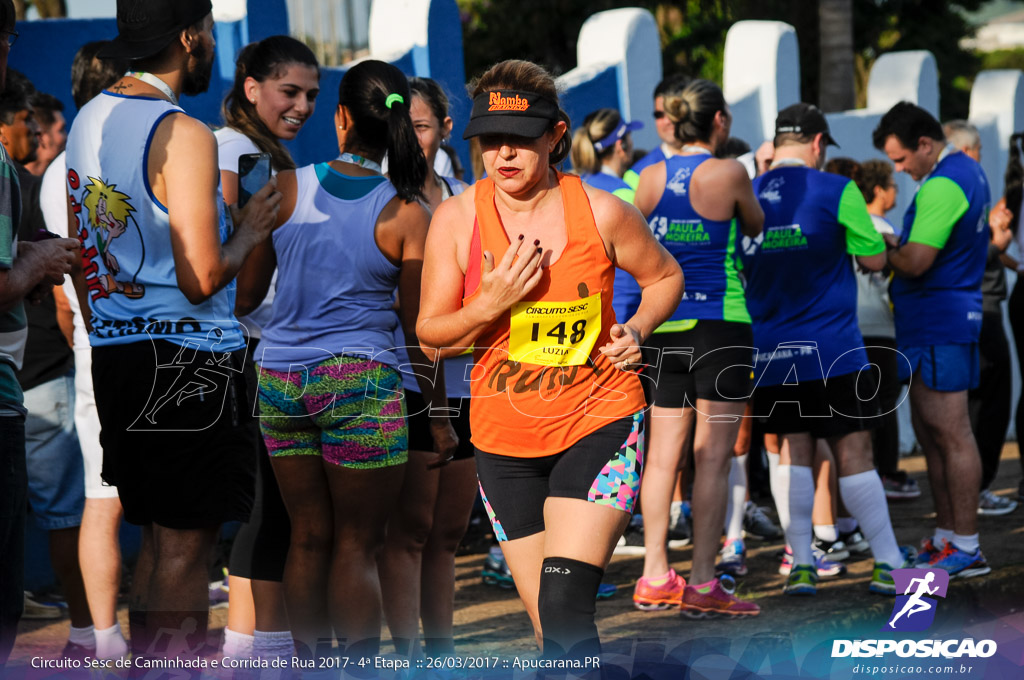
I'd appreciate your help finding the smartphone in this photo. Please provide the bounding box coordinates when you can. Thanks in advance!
[237,152,272,209]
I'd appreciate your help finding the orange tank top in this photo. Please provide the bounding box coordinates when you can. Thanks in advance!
[464,173,645,457]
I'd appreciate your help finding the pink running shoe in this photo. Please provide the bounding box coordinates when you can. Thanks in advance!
[633,568,686,611]
[681,576,760,618]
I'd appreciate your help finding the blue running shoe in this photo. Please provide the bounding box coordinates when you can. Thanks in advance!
[716,538,748,577]
[481,547,515,588]
[779,546,845,580]
[596,582,618,599]
[924,542,991,580]
[914,537,943,566]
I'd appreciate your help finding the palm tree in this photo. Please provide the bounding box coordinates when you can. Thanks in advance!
[818,0,854,112]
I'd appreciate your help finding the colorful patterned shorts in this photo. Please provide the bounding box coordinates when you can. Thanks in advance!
[257,356,407,469]
[474,411,644,541]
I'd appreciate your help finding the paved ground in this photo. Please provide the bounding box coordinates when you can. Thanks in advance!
[9,446,1024,675]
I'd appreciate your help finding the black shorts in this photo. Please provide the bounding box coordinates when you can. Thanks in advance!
[405,390,474,461]
[474,411,644,542]
[230,440,290,581]
[93,340,258,529]
[230,342,290,582]
[752,370,881,439]
[647,321,754,408]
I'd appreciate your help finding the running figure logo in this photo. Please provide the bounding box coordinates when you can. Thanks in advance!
[883,568,950,632]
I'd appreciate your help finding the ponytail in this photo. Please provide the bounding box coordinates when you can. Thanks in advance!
[338,60,425,202]
[1006,132,1024,233]
[664,78,725,145]
[570,108,621,174]
[384,93,427,202]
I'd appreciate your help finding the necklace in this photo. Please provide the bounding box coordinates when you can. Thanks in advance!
[680,144,713,156]
[337,152,382,174]
[125,71,178,106]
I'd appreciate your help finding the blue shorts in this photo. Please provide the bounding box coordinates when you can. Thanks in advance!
[24,373,85,530]
[897,343,979,392]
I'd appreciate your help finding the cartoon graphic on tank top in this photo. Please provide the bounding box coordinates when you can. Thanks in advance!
[81,175,145,299]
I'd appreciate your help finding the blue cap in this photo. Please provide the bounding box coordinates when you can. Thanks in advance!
[593,119,643,153]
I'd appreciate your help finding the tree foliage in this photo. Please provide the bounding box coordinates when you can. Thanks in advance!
[458,0,988,119]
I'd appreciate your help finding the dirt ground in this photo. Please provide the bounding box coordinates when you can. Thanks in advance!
[8,445,1024,675]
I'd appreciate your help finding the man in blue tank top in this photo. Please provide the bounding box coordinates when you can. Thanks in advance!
[873,102,992,579]
[743,103,910,597]
[65,0,282,661]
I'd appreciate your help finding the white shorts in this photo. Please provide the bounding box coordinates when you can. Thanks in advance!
[74,347,118,499]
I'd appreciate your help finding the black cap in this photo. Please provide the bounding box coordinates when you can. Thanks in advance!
[775,103,839,147]
[463,89,560,139]
[99,0,213,61]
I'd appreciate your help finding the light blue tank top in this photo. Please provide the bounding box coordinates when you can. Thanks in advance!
[257,163,400,371]
[65,92,244,351]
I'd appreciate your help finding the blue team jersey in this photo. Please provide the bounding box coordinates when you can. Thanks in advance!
[649,154,749,330]
[892,150,990,347]
[742,165,884,386]
[580,171,642,323]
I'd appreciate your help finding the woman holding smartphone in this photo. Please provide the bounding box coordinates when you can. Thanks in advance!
[236,59,445,661]
[215,35,319,664]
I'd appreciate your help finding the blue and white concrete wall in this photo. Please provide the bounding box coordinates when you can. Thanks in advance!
[558,8,662,152]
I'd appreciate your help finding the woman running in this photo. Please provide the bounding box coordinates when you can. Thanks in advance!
[379,77,476,658]
[632,78,764,617]
[217,35,319,663]
[417,59,682,658]
[236,59,443,661]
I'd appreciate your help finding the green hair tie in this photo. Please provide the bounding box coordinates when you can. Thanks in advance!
[385,93,404,109]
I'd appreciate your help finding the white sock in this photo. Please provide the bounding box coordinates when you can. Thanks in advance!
[254,630,294,660]
[767,451,780,478]
[69,624,95,648]
[771,464,815,567]
[837,517,858,534]
[813,524,838,543]
[839,470,902,567]
[934,527,955,547]
[724,454,748,541]
[222,627,255,658]
[952,533,979,553]
[94,622,128,660]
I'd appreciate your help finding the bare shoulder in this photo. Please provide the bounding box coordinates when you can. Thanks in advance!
[638,159,667,184]
[155,112,216,151]
[584,182,646,252]
[276,168,297,191]
[705,157,750,183]
[379,194,431,229]
[692,157,750,196]
[432,183,477,235]
[584,182,641,223]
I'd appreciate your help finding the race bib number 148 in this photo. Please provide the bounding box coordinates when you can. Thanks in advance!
[509,293,602,367]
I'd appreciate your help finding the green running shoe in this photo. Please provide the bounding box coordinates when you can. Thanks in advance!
[783,564,817,595]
